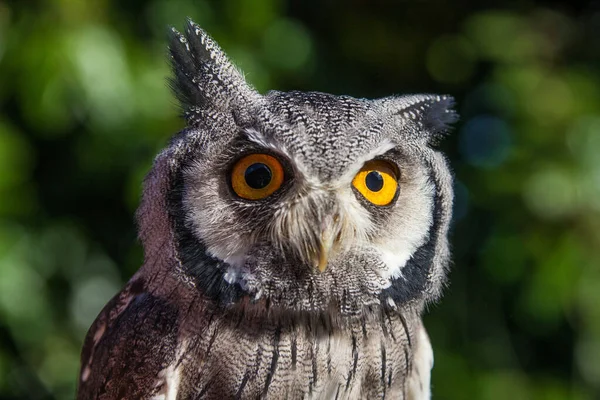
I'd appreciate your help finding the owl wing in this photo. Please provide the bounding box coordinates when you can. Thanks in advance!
[77,279,181,400]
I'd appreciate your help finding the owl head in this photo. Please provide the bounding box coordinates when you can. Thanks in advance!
[137,20,457,318]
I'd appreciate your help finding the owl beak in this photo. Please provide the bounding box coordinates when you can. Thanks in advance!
[315,215,340,273]
[316,240,332,273]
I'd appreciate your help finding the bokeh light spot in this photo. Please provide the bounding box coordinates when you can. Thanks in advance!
[576,338,600,387]
[462,83,516,117]
[459,115,512,168]
[523,167,579,220]
[68,26,134,129]
[567,116,600,170]
[71,275,121,333]
[527,75,573,124]
[465,11,543,63]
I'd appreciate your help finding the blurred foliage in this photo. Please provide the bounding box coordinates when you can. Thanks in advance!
[0,0,599,399]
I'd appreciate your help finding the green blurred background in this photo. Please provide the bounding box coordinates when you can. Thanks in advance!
[0,0,599,399]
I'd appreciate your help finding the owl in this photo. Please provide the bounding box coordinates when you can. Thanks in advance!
[77,20,457,400]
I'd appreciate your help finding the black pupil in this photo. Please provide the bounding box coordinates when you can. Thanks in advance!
[365,171,384,192]
[245,163,272,189]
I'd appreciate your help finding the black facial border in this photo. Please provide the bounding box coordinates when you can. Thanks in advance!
[380,157,441,305]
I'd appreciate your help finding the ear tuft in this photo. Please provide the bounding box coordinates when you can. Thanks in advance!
[383,95,459,142]
[168,19,256,124]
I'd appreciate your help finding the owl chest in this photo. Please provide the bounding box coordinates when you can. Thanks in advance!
[170,317,415,400]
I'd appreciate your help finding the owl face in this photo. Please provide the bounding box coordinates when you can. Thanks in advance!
[166,22,456,316]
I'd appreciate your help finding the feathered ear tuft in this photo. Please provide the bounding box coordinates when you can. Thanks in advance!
[168,19,257,124]
[381,94,459,143]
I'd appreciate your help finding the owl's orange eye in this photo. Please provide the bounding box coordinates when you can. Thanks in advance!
[231,154,284,200]
[352,160,399,206]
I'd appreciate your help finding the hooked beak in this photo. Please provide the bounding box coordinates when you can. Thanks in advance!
[313,215,341,273]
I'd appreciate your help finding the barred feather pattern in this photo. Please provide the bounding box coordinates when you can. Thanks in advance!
[78,274,432,400]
